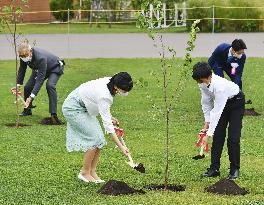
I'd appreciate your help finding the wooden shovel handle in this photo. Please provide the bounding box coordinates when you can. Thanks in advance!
[119,137,127,147]
[199,144,204,156]
[19,96,27,107]
[127,153,134,163]
[119,137,134,163]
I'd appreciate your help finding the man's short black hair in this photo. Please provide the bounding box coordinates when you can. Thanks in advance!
[231,39,247,52]
[192,62,212,80]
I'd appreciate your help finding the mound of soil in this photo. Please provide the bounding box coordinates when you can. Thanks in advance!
[134,163,145,173]
[244,108,261,116]
[192,154,205,160]
[5,123,29,128]
[97,180,145,196]
[205,179,248,195]
[145,184,186,192]
[39,117,64,125]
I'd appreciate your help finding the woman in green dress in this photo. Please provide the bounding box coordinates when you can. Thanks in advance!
[62,72,133,183]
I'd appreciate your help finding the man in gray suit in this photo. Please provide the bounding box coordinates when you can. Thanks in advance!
[14,43,64,125]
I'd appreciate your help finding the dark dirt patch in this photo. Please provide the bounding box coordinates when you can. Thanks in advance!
[134,163,145,173]
[245,99,252,105]
[244,108,261,116]
[97,180,145,196]
[145,184,186,192]
[205,179,248,195]
[192,154,205,160]
[40,117,53,125]
[5,123,29,128]
[39,117,64,125]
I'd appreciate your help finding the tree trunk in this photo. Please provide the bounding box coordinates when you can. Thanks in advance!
[13,11,20,128]
[159,34,170,190]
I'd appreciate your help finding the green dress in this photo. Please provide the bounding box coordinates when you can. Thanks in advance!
[62,88,107,152]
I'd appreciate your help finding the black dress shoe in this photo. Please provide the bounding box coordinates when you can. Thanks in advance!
[202,168,220,177]
[227,169,239,180]
[19,109,32,116]
[50,115,63,125]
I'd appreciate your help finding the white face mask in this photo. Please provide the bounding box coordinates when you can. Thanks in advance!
[21,56,32,62]
[117,88,129,97]
[118,91,129,97]
[198,83,209,89]
[234,53,242,59]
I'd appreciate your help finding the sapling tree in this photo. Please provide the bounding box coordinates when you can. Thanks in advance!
[136,0,200,189]
[0,0,28,127]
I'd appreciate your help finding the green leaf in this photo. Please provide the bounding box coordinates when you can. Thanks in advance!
[2,6,12,13]
[15,7,23,15]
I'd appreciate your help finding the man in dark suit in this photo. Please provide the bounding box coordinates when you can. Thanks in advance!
[208,39,247,90]
[14,43,64,125]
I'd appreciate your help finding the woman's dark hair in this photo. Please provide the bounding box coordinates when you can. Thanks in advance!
[192,62,212,80]
[231,39,247,52]
[107,72,133,95]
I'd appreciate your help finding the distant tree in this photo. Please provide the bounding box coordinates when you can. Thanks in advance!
[50,0,74,22]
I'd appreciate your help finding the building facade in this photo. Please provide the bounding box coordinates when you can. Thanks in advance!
[0,0,54,23]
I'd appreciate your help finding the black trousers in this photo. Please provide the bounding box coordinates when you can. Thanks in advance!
[210,92,245,172]
[24,70,62,114]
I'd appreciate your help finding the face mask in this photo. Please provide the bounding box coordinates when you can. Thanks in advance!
[118,91,129,97]
[21,56,32,62]
[231,49,243,59]
[117,89,129,97]
[198,83,209,89]
[234,53,242,59]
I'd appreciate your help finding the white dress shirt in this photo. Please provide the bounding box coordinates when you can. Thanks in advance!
[78,77,115,134]
[199,74,239,137]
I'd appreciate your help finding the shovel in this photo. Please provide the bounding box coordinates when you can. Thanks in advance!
[192,130,209,160]
[114,127,145,173]
[11,88,37,109]
[192,144,206,160]
[11,88,27,107]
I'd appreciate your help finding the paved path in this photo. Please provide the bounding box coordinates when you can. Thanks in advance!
[1,33,264,60]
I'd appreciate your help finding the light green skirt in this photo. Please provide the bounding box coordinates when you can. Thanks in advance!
[62,88,106,152]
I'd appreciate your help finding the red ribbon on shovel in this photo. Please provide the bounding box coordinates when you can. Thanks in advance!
[114,127,124,138]
[196,131,209,153]
[10,88,26,106]
[11,88,22,97]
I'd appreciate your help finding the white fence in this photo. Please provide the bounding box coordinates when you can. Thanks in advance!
[1,4,264,33]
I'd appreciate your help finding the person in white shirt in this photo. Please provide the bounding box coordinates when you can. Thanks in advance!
[192,62,245,180]
[62,72,133,183]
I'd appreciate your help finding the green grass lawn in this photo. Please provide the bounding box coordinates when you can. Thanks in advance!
[1,23,187,34]
[0,58,263,205]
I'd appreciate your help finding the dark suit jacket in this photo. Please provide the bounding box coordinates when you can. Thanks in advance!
[208,43,246,86]
[17,48,64,96]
